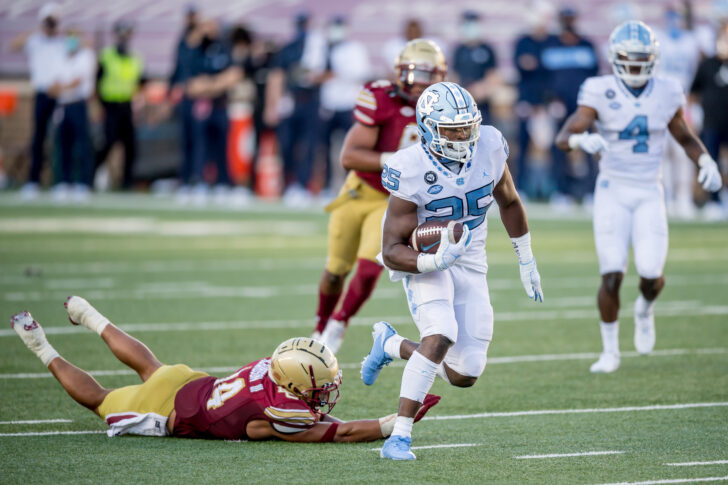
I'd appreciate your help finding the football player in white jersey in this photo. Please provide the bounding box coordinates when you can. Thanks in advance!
[555,21,723,374]
[360,81,544,460]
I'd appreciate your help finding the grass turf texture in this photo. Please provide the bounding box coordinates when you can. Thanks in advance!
[0,196,726,484]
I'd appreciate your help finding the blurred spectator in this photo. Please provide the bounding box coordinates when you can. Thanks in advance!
[512,1,556,194]
[95,21,144,190]
[542,6,598,206]
[185,19,243,204]
[11,3,66,199]
[53,29,96,202]
[264,13,324,205]
[382,19,422,76]
[691,23,728,220]
[656,6,703,219]
[318,16,372,194]
[169,5,200,196]
[451,11,502,121]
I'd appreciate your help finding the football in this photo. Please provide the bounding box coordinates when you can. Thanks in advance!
[409,220,465,254]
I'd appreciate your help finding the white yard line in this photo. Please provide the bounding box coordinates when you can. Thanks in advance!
[0,419,72,425]
[0,430,105,437]
[370,443,480,451]
[665,461,728,467]
[593,476,728,485]
[422,402,728,421]
[2,348,725,380]
[515,450,625,459]
[2,302,726,338]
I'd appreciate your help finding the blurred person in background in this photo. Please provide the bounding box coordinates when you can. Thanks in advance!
[382,19,422,77]
[512,1,556,196]
[318,15,372,196]
[451,11,501,122]
[168,4,200,200]
[11,3,66,199]
[691,23,728,220]
[542,6,598,208]
[52,29,96,202]
[656,5,704,220]
[264,13,323,206]
[185,19,243,204]
[95,21,144,190]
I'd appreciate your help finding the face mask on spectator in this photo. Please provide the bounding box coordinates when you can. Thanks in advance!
[327,25,346,44]
[461,21,480,42]
[66,36,80,53]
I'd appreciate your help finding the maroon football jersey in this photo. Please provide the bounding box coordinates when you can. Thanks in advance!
[172,358,318,440]
[353,80,420,193]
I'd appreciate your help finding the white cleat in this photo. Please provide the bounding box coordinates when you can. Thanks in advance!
[634,300,656,355]
[11,311,49,353]
[589,352,620,373]
[320,319,346,354]
[64,296,109,331]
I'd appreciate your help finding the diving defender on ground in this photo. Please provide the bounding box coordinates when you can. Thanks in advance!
[361,81,544,460]
[555,21,723,373]
[11,297,438,442]
[314,39,447,353]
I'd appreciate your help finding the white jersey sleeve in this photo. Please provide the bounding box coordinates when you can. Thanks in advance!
[381,145,422,204]
[577,77,602,111]
[479,125,509,185]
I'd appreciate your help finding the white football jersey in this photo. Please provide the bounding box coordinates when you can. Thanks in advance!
[381,125,508,275]
[577,74,685,184]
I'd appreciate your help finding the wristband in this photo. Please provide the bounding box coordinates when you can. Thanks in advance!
[380,152,394,168]
[568,132,586,150]
[510,232,534,264]
[416,252,438,273]
[698,153,714,167]
[379,414,396,437]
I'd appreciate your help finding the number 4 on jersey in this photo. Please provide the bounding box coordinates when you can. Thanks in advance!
[619,115,649,153]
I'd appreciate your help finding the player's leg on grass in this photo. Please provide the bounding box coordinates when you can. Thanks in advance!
[591,272,623,373]
[315,194,365,337]
[591,180,632,373]
[66,296,162,382]
[632,189,668,354]
[12,311,110,412]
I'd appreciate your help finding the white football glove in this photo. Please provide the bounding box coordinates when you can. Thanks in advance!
[519,258,543,302]
[568,132,609,155]
[698,154,723,192]
[417,225,472,273]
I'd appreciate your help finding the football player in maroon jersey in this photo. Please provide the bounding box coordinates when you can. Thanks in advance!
[10,296,439,442]
[315,39,448,353]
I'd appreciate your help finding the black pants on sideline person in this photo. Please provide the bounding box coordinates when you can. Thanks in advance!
[28,91,57,184]
[95,101,136,189]
[58,101,93,187]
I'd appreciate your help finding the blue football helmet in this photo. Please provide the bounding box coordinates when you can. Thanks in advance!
[416,82,482,164]
[608,20,660,88]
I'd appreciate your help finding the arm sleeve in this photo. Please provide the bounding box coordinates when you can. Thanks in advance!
[383,151,418,203]
[263,403,317,432]
[576,77,600,110]
[353,84,390,126]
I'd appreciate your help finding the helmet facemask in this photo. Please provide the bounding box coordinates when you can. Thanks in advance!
[299,369,342,414]
[424,113,482,164]
[608,21,659,89]
[396,64,446,102]
[610,49,657,88]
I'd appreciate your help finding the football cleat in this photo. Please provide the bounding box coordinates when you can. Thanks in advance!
[64,296,108,330]
[320,319,346,354]
[381,435,416,460]
[360,321,396,386]
[589,352,620,373]
[633,299,656,355]
[11,311,49,353]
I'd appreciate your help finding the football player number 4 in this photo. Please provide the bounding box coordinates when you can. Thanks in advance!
[207,378,245,410]
[619,115,649,153]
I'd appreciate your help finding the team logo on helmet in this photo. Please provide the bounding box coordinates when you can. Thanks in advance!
[418,90,439,116]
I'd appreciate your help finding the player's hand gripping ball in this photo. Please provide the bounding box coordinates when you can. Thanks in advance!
[410,220,465,254]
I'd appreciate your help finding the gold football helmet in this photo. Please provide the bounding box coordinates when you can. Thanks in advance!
[269,337,342,414]
[395,38,448,102]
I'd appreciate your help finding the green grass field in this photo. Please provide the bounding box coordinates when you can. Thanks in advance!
[0,195,726,485]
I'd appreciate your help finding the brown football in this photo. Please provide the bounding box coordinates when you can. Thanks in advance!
[409,220,465,254]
